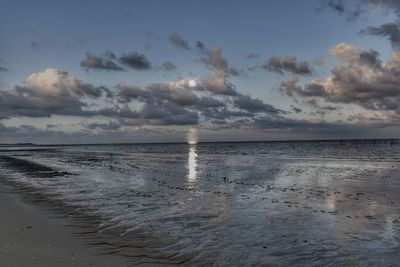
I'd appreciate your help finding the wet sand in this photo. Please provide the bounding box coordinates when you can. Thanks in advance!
[1,141,399,265]
[0,182,177,267]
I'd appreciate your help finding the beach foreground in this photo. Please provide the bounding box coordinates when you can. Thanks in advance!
[0,181,178,267]
[0,141,399,266]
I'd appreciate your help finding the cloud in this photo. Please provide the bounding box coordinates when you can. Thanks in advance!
[147,82,203,107]
[30,41,41,50]
[320,0,364,21]
[247,53,261,60]
[80,52,124,71]
[306,99,340,116]
[8,67,385,139]
[327,0,345,13]
[82,121,122,131]
[281,43,400,114]
[169,33,190,49]
[0,68,108,119]
[329,42,360,61]
[361,23,400,50]
[201,108,253,120]
[196,41,206,52]
[118,52,151,70]
[162,61,177,72]
[291,106,303,113]
[203,72,238,95]
[118,102,199,126]
[368,0,400,15]
[112,76,282,129]
[233,94,282,114]
[263,55,312,75]
[29,37,56,51]
[325,0,400,47]
[80,51,152,71]
[116,82,151,102]
[1,69,234,128]
[359,49,382,68]
[200,47,241,76]
[146,82,226,109]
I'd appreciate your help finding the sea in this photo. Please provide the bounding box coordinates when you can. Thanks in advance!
[0,140,399,266]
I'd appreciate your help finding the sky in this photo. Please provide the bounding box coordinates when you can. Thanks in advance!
[1,0,400,144]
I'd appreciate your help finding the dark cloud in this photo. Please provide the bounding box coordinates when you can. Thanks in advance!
[326,0,346,14]
[291,106,303,113]
[319,0,365,21]
[327,0,345,13]
[325,0,400,46]
[196,41,206,52]
[80,51,152,71]
[233,94,282,114]
[169,33,190,50]
[119,52,151,70]
[147,83,202,107]
[117,80,226,111]
[263,56,312,75]
[80,52,124,71]
[116,82,151,102]
[118,102,199,126]
[246,53,261,60]
[201,108,253,120]
[361,23,400,50]
[162,61,177,72]
[195,97,226,109]
[359,49,382,68]
[29,37,56,51]
[147,82,226,109]
[306,99,340,116]
[30,41,41,50]
[82,121,122,131]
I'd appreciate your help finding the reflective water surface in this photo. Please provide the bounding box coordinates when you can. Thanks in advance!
[0,140,399,266]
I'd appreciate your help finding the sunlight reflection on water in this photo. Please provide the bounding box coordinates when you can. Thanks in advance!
[187,145,197,183]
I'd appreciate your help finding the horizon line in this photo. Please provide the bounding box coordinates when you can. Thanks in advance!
[1,137,400,146]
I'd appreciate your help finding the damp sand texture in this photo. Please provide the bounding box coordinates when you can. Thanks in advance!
[0,140,399,266]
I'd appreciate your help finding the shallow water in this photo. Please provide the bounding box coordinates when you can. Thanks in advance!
[1,140,400,266]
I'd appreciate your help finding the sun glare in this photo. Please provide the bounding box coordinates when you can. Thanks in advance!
[188,80,197,87]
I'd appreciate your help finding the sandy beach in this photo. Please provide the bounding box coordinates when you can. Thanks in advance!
[0,181,179,267]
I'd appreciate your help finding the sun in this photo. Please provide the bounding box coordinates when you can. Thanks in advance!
[188,80,197,87]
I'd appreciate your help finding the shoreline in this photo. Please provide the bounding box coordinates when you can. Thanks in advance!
[0,180,181,267]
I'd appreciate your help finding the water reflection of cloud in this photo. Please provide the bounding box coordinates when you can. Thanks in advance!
[187,145,197,183]
[381,217,399,247]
